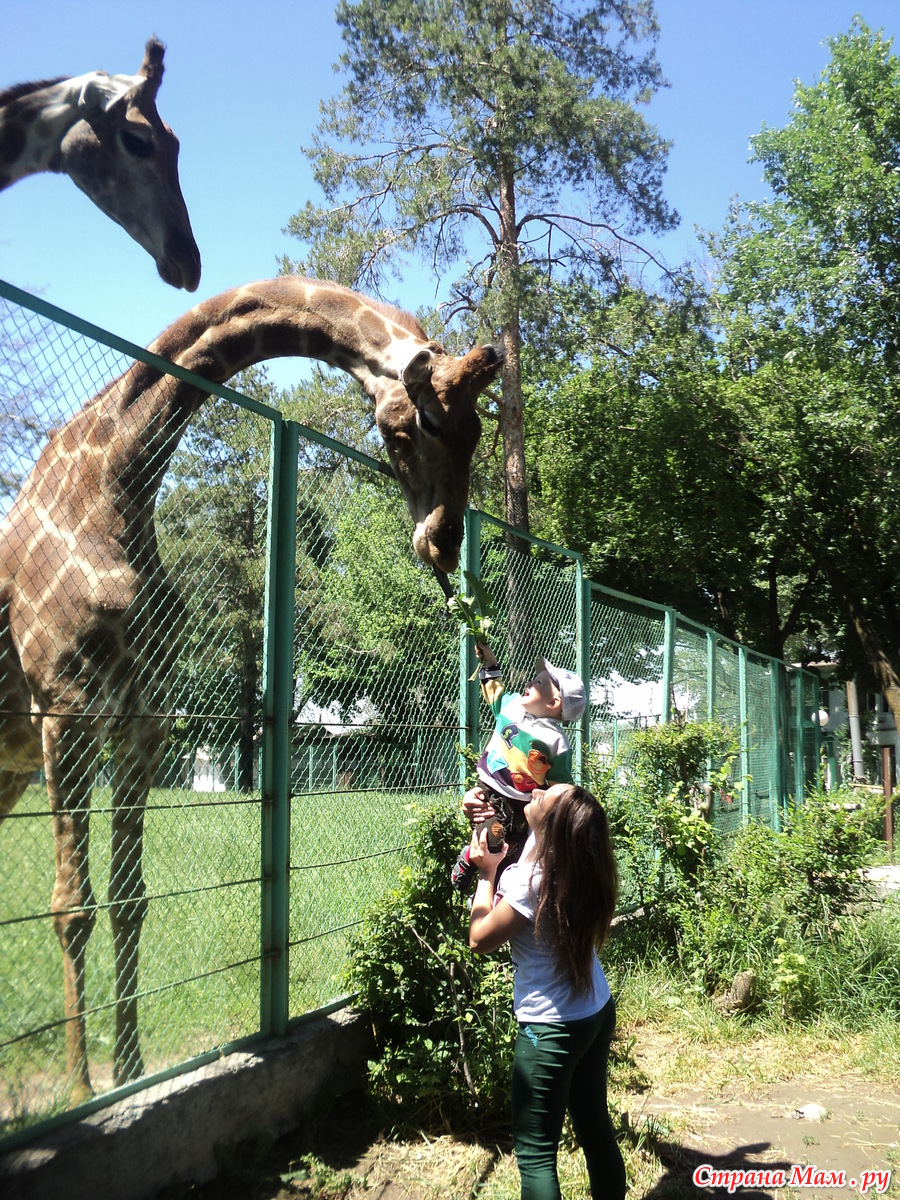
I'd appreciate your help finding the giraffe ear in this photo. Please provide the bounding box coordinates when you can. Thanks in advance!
[401,349,436,390]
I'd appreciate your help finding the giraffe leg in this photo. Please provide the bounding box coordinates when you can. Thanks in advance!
[108,717,168,1086]
[43,715,100,1106]
[0,769,31,821]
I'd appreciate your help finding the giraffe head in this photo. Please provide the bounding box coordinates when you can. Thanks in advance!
[375,342,503,575]
[58,38,201,291]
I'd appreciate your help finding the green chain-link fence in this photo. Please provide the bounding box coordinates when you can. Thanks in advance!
[0,279,820,1149]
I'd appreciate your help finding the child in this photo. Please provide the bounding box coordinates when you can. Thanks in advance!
[451,641,586,892]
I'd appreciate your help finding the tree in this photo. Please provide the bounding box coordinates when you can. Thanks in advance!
[283,0,676,537]
[0,303,70,508]
[526,19,900,727]
[705,18,900,723]
[523,280,821,659]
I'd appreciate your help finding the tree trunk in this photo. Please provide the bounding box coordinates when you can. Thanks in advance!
[239,622,259,792]
[822,558,900,733]
[496,160,535,681]
[497,158,529,537]
[844,597,900,734]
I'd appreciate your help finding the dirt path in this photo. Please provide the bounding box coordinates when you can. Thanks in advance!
[625,1076,899,1198]
[162,1031,900,1200]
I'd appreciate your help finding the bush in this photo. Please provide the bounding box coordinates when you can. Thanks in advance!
[603,717,739,923]
[344,801,516,1128]
[778,788,881,936]
[605,751,889,1020]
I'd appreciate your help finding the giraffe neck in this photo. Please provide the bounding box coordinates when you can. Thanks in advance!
[0,71,140,189]
[154,276,434,387]
[34,277,436,518]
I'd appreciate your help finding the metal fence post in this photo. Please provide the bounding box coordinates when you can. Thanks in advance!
[662,608,676,723]
[459,508,482,789]
[260,417,299,1038]
[770,659,784,831]
[576,565,591,783]
[793,670,805,803]
[738,644,750,823]
[811,672,822,791]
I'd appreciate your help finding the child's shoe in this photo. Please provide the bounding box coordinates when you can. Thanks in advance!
[451,846,477,892]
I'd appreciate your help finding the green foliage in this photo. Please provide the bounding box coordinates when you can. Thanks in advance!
[629,717,739,800]
[345,801,516,1127]
[772,941,816,1020]
[605,769,891,1020]
[702,18,900,691]
[294,475,456,734]
[777,789,881,935]
[279,1154,368,1198]
[447,571,496,647]
[608,717,740,898]
[525,20,900,700]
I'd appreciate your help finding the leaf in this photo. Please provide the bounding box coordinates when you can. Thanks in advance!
[463,570,496,618]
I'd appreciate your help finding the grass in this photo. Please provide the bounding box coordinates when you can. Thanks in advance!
[0,781,444,1138]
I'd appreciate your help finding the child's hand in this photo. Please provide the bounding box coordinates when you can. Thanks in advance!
[474,642,498,667]
[463,786,496,826]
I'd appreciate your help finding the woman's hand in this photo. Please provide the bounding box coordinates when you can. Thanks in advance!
[468,832,528,954]
[468,825,508,877]
[462,786,496,827]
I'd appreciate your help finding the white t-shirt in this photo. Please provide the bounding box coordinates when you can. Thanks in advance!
[498,837,611,1023]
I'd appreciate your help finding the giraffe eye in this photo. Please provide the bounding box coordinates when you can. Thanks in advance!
[120,128,154,159]
[417,407,443,439]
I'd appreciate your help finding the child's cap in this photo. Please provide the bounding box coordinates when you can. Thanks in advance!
[538,657,586,722]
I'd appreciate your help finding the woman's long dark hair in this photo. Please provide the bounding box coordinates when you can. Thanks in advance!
[531,785,619,997]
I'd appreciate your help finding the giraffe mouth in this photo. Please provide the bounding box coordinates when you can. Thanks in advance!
[412,521,461,575]
[158,233,202,292]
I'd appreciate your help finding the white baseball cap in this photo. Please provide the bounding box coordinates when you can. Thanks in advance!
[538,657,586,722]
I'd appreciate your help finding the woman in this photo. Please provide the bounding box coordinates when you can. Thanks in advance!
[467,782,625,1200]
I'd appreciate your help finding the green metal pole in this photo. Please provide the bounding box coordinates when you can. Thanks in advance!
[459,509,482,790]
[661,609,676,723]
[770,659,783,831]
[707,631,716,721]
[260,417,298,1038]
[811,672,822,791]
[575,567,591,784]
[738,645,750,824]
[793,670,805,803]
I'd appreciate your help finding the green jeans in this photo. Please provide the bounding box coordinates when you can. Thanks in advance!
[511,997,625,1200]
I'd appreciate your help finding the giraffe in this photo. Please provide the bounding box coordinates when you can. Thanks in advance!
[0,37,201,291]
[0,274,501,1102]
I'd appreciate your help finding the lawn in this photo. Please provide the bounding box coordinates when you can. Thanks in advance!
[0,781,441,1141]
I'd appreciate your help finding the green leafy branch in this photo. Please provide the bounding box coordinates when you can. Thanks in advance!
[447,570,496,644]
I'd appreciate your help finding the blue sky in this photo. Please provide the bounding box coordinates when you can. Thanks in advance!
[2,1,899,384]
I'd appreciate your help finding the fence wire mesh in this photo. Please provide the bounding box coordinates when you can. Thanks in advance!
[1,280,820,1148]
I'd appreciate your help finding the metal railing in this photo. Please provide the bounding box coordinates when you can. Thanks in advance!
[0,278,819,1149]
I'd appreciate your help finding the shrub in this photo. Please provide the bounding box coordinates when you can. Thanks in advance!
[344,801,516,1128]
[603,717,739,934]
[777,788,881,936]
[604,717,889,1020]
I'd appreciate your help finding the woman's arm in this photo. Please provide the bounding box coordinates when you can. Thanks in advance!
[468,828,529,953]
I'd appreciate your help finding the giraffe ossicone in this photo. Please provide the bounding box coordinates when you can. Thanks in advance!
[0,274,501,1103]
[0,37,201,290]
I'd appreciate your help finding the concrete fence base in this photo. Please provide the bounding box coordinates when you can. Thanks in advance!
[0,1009,374,1200]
